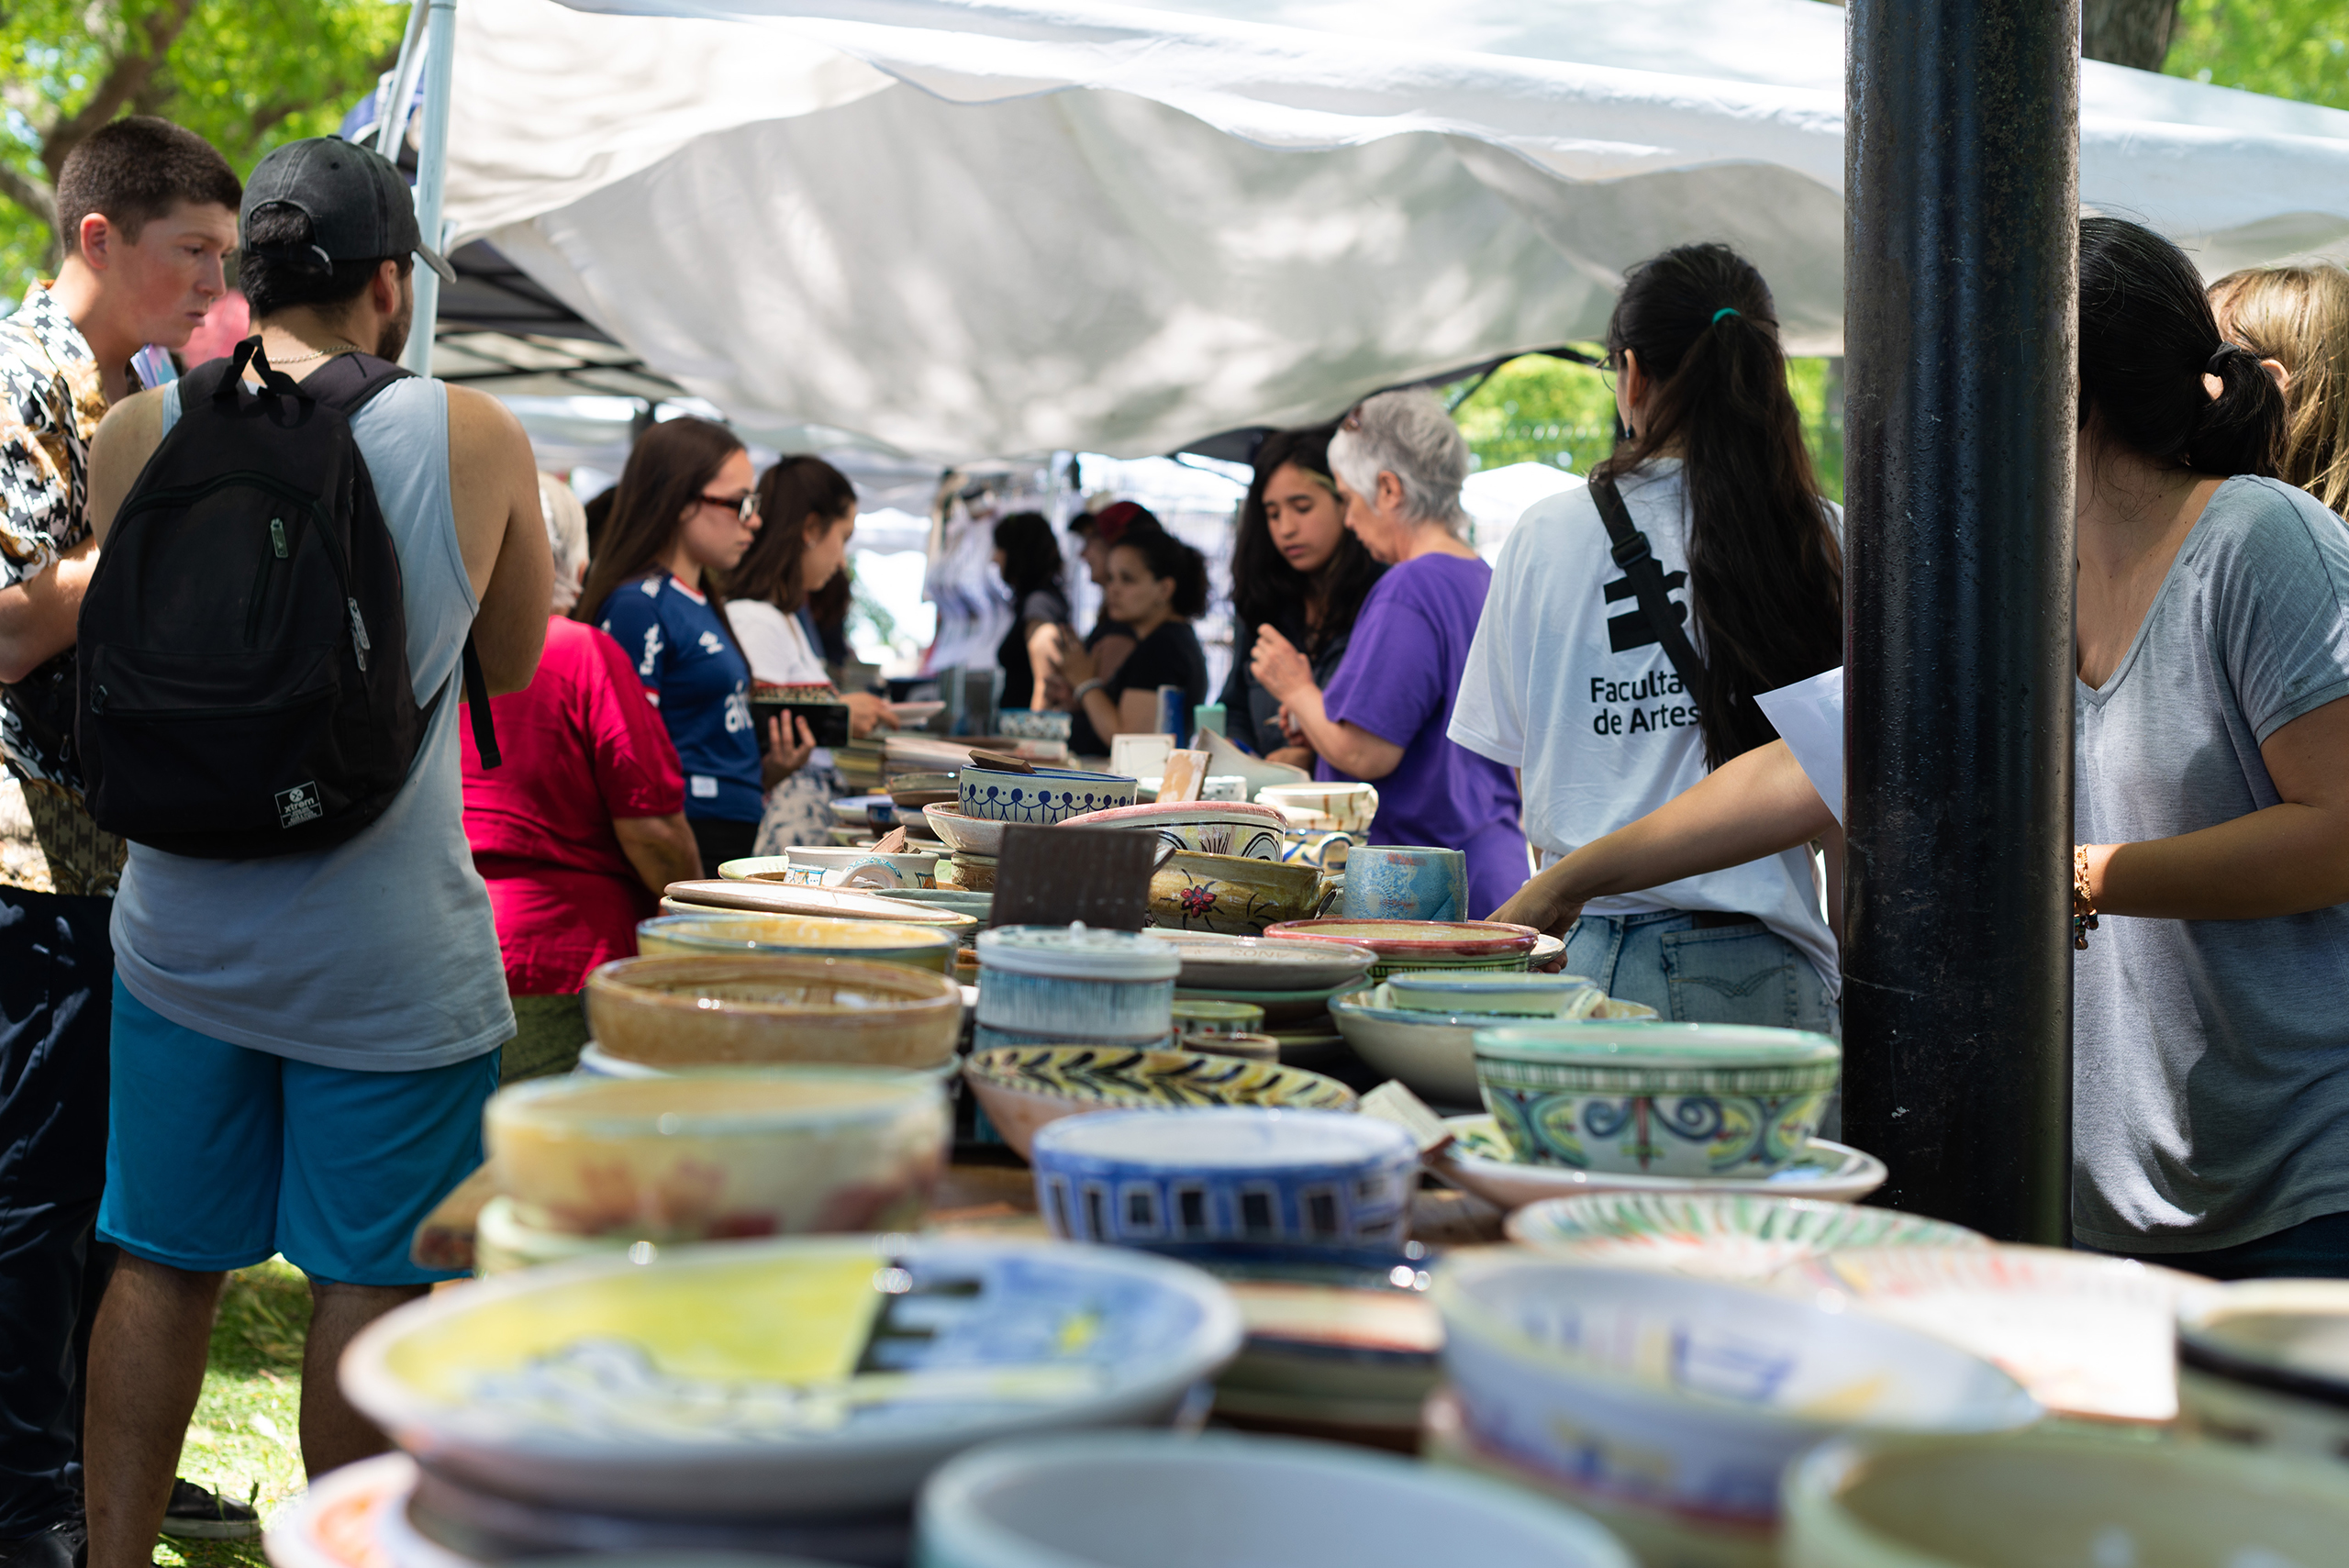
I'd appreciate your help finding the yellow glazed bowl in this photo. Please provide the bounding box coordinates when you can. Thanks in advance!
[485,1069,950,1242]
[1782,1429,2349,1567]
[637,912,958,974]
[1149,851,1325,937]
[584,954,964,1071]
[963,1043,1357,1160]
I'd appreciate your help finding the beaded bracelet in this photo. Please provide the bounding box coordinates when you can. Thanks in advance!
[2073,844,2099,951]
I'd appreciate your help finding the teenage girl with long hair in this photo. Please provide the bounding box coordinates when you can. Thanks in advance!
[1453,241,1844,1029]
[1219,426,1385,763]
[992,511,1071,711]
[581,418,814,873]
[1054,528,1212,755]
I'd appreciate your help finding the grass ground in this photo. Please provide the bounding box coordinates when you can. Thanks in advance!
[153,1259,310,1568]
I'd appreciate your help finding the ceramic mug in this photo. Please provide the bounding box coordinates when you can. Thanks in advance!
[1341,845,1469,923]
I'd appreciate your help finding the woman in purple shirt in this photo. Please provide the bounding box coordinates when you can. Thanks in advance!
[1252,390,1524,916]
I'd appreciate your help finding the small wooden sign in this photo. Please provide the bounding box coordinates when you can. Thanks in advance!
[990,823,1154,929]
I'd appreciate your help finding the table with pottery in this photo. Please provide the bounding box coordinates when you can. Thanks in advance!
[355,752,2349,1568]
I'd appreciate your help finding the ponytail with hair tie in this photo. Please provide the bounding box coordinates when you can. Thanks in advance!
[2190,340,2287,477]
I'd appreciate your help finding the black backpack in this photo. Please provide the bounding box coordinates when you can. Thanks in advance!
[78,337,497,860]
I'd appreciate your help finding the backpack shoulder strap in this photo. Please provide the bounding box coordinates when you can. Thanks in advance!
[1588,473,1708,701]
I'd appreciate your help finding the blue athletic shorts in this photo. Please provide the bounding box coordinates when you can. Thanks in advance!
[96,977,500,1286]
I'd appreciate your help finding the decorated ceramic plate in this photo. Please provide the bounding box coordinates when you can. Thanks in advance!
[341,1237,1241,1517]
[1763,1243,2206,1423]
[660,881,974,929]
[1503,1193,1985,1280]
[1436,1117,1887,1209]
[1264,919,1540,959]
[1148,930,1377,991]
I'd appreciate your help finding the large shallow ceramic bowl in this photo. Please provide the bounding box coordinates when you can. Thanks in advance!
[1149,851,1325,937]
[662,880,976,931]
[340,1236,1243,1516]
[1504,1194,1984,1281]
[1474,1023,1842,1178]
[1766,1243,2204,1424]
[1437,1116,1888,1209]
[923,805,1009,857]
[914,1430,1635,1568]
[958,765,1138,825]
[1330,985,1565,1105]
[1058,800,1286,861]
[1031,1107,1417,1253]
[1264,919,1539,982]
[963,1044,1356,1160]
[637,912,959,974]
[1142,929,1375,991]
[1784,1428,2349,1568]
[486,1070,949,1241]
[584,955,964,1070]
[1389,971,1601,1017]
[1434,1254,2038,1530]
[2177,1279,2349,1460]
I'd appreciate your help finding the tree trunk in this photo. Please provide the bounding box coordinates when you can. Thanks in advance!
[2080,0,2178,70]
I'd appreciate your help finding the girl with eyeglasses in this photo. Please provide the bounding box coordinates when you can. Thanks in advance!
[581,417,816,873]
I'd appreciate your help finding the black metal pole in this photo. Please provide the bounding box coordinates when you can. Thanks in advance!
[1841,0,2078,1241]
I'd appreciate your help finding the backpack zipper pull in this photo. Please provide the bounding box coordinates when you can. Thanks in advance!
[269,518,289,557]
[348,597,371,672]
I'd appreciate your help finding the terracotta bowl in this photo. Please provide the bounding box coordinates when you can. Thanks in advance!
[584,953,964,1070]
[963,1043,1357,1160]
[1149,851,1325,937]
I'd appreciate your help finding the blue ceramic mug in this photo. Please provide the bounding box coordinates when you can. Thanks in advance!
[1340,844,1468,922]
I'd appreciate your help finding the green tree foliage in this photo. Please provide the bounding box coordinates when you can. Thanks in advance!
[0,0,405,293]
[2164,0,2349,107]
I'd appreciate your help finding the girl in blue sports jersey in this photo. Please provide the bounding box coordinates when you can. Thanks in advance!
[579,417,816,873]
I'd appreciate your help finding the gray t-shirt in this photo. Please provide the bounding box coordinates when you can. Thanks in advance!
[2074,475,2349,1252]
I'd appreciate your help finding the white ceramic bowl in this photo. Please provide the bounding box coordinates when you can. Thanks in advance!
[340,1236,1243,1517]
[1784,1429,2349,1568]
[1435,1116,1888,1209]
[915,1430,1635,1568]
[1329,985,1519,1104]
[1433,1254,2039,1529]
[924,805,1010,857]
[2177,1279,2349,1461]
[1504,1194,1986,1281]
[1387,970,1602,1017]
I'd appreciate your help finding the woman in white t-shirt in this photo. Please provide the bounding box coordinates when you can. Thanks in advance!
[1450,242,1844,1029]
[726,456,897,854]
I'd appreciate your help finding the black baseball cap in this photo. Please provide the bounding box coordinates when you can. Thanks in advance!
[239,137,456,283]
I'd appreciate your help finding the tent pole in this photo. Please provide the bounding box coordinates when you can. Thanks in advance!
[1840,0,2078,1241]
[401,0,458,378]
[374,0,429,160]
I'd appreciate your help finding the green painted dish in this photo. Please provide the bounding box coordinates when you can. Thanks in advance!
[1503,1191,1983,1280]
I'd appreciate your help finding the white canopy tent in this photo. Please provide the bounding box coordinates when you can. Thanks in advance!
[417,0,2349,460]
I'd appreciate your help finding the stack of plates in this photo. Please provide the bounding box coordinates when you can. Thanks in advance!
[1200,1251,1443,1447]
[1143,930,1375,1057]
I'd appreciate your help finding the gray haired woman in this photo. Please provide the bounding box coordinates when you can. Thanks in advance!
[1248,389,1524,914]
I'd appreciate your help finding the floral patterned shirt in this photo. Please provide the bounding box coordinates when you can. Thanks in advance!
[1,282,125,895]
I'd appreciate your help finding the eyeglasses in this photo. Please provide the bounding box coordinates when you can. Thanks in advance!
[699,491,759,521]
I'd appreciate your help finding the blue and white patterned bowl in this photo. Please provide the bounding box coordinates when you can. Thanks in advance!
[958,765,1138,825]
[1031,1106,1416,1255]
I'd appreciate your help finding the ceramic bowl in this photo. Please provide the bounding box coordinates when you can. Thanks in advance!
[994,707,1074,741]
[1784,1428,2349,1568]
[1388,971,1601,1018]
[778,845,941,889]
[1208,1257,1444,1440]
[974,926,1180,1050]
[486,1069,950,1242]
[1031,1107,1417,1253]
[1438,1117,1889,1210]
[1474,1024,1842,1178]
[1766,1242,2204,1424]
[963,1044,1358,1160]
[636,912,960,974]
[873,888,996,929]
[829,794,900,829]
[1338,845,1470,923]
[1171,998,1265,1037]
[923,805,1009,857]
[1433,1254,2039,1529]
[661,880,978,931]
[1264,919,1539,982]
[1255,783,1380,832]
[1188,1031,1281,1063]
[1504,1194,1985,1281]
[472,1195,629,1276]
[946,852,998,891]
[1059,800,1286,861]
[958,765,1138,825]
[887,771,961,810]
[1143,929,1377,991]
[1149,851,1326,937]
[1174,982,1362,1029]
[584,954,965,1070]
[1278,828,1361,871]
[339,1236,1243,1517]
[1329,985,1542,1105]
[915,1430,1636,1568]
[2177,1279,2349,1460]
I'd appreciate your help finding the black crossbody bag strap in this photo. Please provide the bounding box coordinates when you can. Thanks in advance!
[1588,473,1708,700]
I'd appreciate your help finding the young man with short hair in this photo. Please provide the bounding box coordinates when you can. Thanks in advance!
[0,116,239,1568]
[78,138,551,1568]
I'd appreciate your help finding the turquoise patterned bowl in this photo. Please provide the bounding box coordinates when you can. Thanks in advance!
[1503,1193,1985,1281]
[1473,1023,1841,1179]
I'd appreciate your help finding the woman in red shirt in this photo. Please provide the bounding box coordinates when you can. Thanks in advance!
[462,475,700,1080]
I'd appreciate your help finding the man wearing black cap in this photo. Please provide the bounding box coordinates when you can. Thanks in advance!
[76,138,550,1568]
